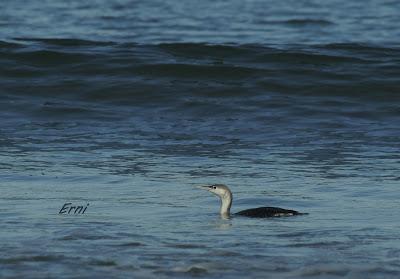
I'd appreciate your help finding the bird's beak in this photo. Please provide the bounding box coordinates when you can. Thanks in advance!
[196,185,211,191]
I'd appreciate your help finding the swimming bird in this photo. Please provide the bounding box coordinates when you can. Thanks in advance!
[199,184,307,219]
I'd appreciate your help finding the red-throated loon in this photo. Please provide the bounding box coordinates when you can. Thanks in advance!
[199,184,307,219]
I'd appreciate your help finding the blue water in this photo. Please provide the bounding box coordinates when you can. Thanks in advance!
[2,0,400,44]
[1,0,400,278]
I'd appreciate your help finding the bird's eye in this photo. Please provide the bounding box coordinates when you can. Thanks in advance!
[212,186,216,189]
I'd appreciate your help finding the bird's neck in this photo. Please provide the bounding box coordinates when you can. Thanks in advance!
[220,192,232,218]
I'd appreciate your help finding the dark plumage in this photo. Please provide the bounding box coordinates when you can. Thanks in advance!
[236,207,305,218]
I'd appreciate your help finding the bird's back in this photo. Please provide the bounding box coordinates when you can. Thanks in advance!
[235,207,306,218]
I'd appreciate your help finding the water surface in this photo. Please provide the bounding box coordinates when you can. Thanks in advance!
[1,0,400,278]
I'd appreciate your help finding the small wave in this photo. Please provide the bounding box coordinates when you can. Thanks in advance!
[165,243,207,249]
[88,259,117,266]
[296,264,350,277]
[321,42,400,54]
[33,102,121,121]
[40,103,93,115]
[0,254,64,264]
[170,265,209,275]
[0,40,22,49]
[59,233,116,241]
[211,250,242,256]
[117,242,145,247]
[286,241,345,248]
[254,19,333,26]
[253,50,369,64]
[136,63,260,79]
[158,42,256,59]
[14,37,115,47]
[284,19,333,26]
[1,49,92,68]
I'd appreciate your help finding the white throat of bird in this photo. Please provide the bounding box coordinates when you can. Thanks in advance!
[199,184,233,219]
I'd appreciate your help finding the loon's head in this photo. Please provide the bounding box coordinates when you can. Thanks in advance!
[198,184,233,218]
[199,184,231,199]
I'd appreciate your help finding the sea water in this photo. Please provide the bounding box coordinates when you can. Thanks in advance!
[1,0,400,278]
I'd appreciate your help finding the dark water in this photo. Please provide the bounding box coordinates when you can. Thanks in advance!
[1,0,400,278]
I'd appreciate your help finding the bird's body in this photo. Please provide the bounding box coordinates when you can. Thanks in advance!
[198,184,307,219]
[236,207,303,218]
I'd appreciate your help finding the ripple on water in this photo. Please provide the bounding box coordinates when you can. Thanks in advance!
[58,233,117,241]
[285,241,346,248]
[0,254,65,264]
[291,264,400,278]
[116,242,146,247]
[173,265,209,275]
[88,259,118,267]
[165,243,208,249]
